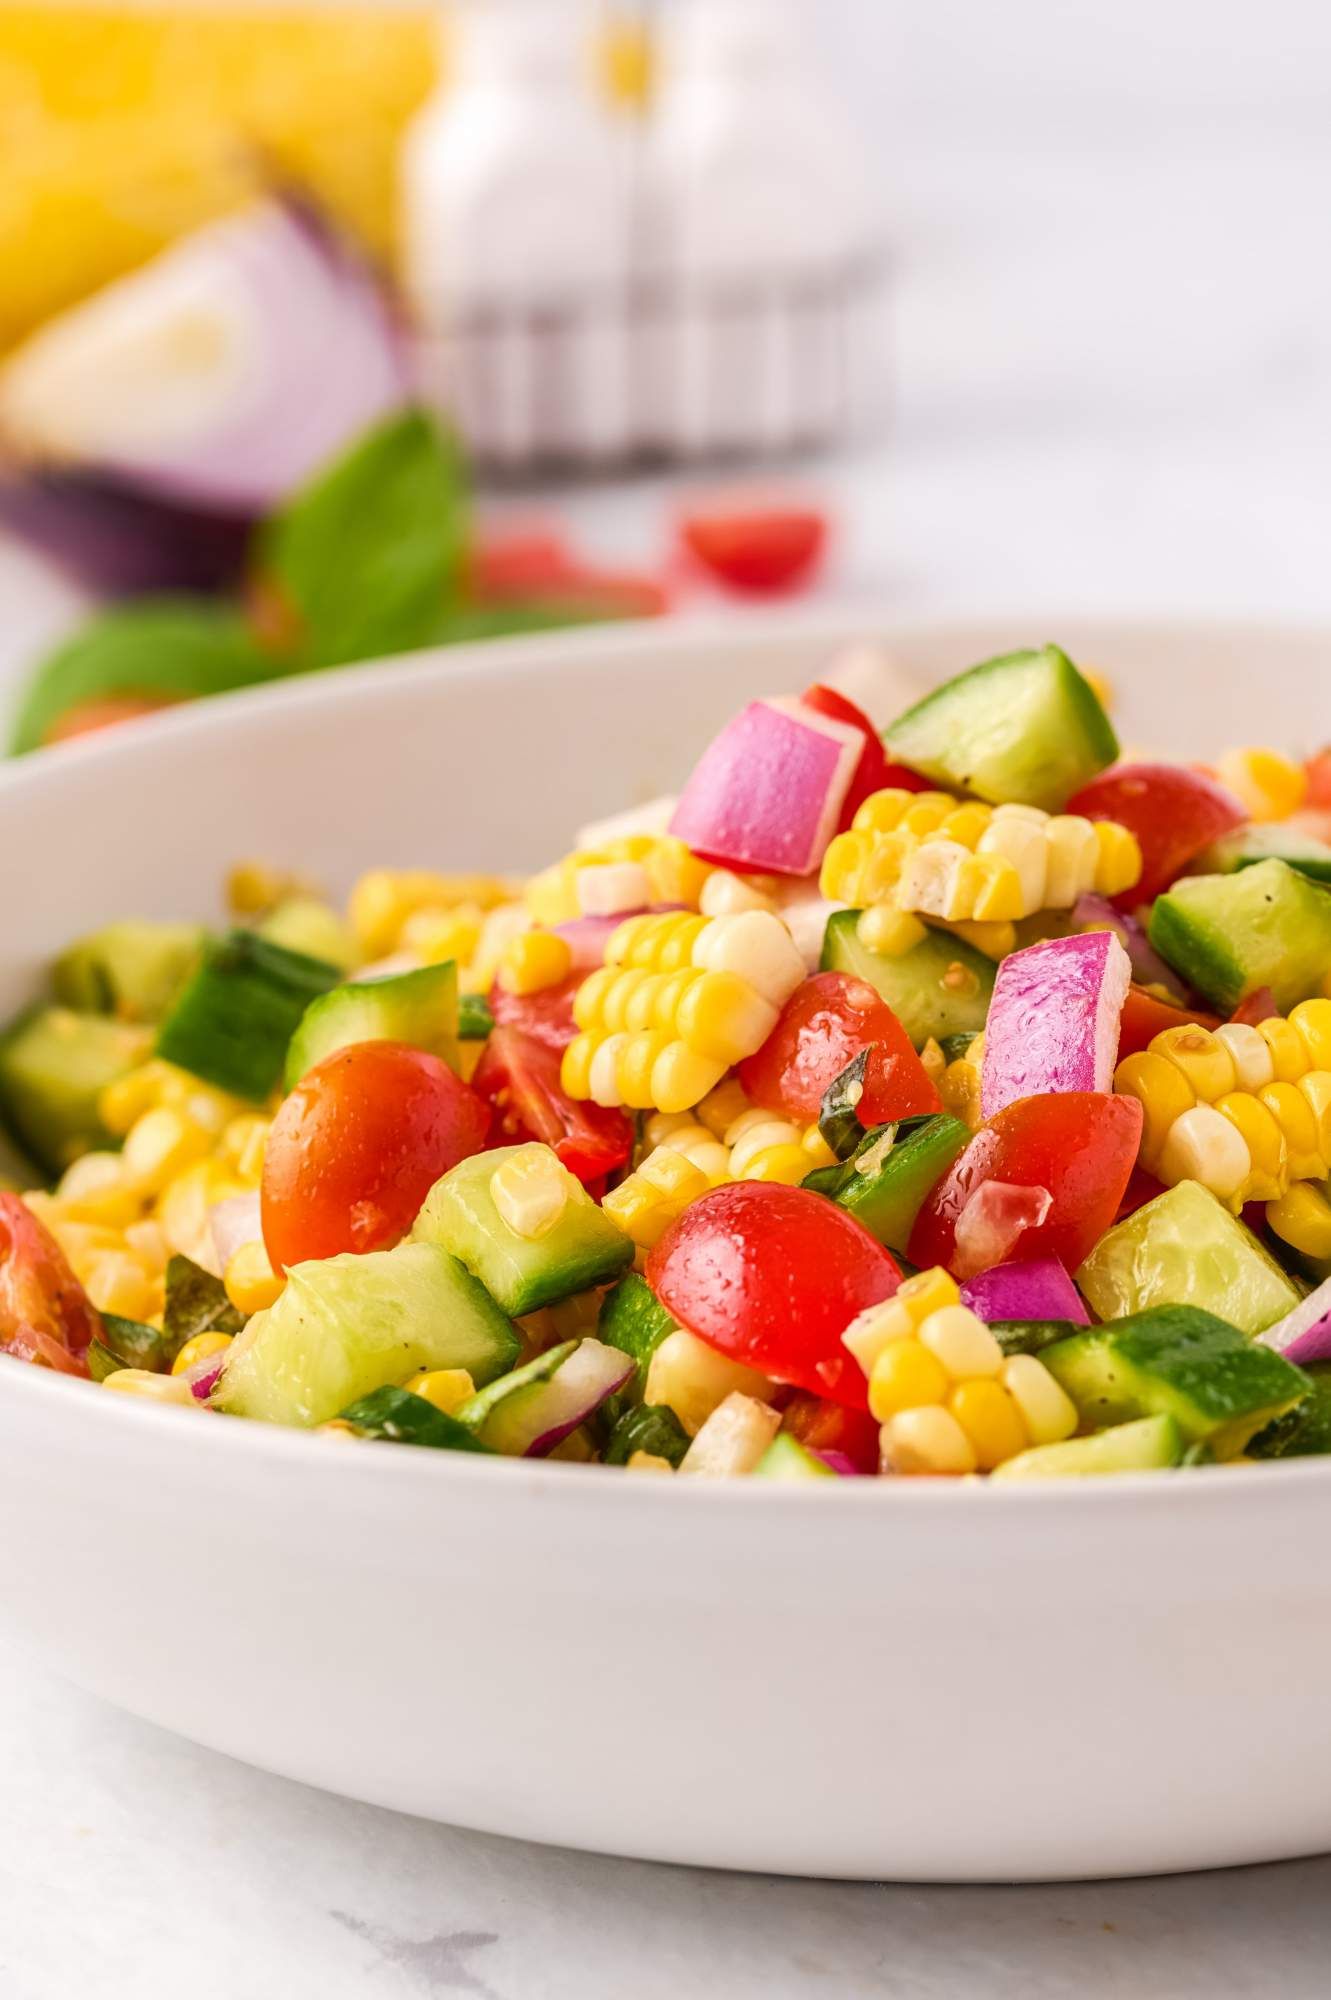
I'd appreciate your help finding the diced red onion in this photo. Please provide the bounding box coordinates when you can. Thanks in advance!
[517,1339,634,1457]
[0,198,412,513]
[0,473,251,598]
[1071,893,1187,1000]
[209,1191,262,1274]
[961,1257,1089,1327]
[811,1447,862,1476]
[952,1182,1053,1283]
[184,1352,230,1401]
[554,914,634,974]
[669,697,863,876]
[1260,1278,1331,1366]
[981,931,1130,1119]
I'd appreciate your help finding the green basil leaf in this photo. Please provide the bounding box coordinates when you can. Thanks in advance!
[10,598,277,754]
[259,409,468,667]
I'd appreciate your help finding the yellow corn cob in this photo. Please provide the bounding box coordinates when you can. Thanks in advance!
[525,834,712,927]
[1114,1001,1331,1208]
[821,788,1142,936]
[602,1146,712,1249]
[348,869,516,958]
[561,910,805,1115]
[841,1267,1077,1475]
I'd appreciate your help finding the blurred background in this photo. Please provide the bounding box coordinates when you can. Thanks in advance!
[1,0,1329,750]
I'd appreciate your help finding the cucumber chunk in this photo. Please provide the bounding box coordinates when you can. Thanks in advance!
[1077,1179,1302,1335]
[157,929,341,1101]
[258,898,360,973]
[820,911,994,1048]
[413,1143,633,1317]
[990,1319,1086,1358]
[52,920,205,1023]
[803,1114,969,1255]
[1041,1306,1309,1458]
[1148,859,1331,1013]
[884,645,1119,809]
[990,1414,1184,1480]
[456,1337,631,1455]
[1250,1362,1331,1459]
[1197,824,1331,886]
[602,1402,690,1467]
[284,959,459,1090]
[597,1272,677,1409]
[211,1241,520,1426]
[336,1384,492,1452]
[0,1006,151,1175]
[458,992,495,1041]
[754,1434,837,1480]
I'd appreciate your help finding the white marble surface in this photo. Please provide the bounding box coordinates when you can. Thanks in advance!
[6,20,1331,1993]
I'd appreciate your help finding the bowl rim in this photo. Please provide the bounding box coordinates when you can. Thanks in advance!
[4,606,1328,1515]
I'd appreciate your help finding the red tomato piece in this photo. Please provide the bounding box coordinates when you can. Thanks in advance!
[1230,987,1280,1026]
[0,1192,99,1375]
[800,683,932,821]
[469,527,575,599]
[778,1390,882,1473]
[908,1092,1144,1279]
[678,502,827,594]
[1066,763,1247,905]
[488,972,582,1051]
[738,971,941,1127]
[646,1182,901,1406]
[261,1041,490,1270]
[1117,984,1220,1059]
[1303,749,1331,810]
[470,1025,632,1184]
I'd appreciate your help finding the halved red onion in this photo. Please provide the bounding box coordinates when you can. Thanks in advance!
[0,198,411,514]
[952,1182,1053,1284]
[1260,1278,1331,1367]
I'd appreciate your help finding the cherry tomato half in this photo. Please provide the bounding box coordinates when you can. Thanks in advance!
[800,683,932,822]
[739,971,941,1127]
[647,1182,901,1406]
[488,972,582,1051]
[261,1041,490,1270]
[908,1092,1144,1280]
[1066,763,1247,905]
[1305,749,1331,812]
[1117,984,1220,1060]
[678,503,827,595]
[778,1390,882,1473]
[470,1025,632,1184]
[0,1192,99,1375]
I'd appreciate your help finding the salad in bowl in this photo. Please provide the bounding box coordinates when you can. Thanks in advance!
[4,641,1331,1484]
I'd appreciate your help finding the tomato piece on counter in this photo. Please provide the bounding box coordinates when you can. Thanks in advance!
[778,1389,882,1473]
[471,1025,632,1184]
[739,971,941,1126]
[646,1182,901,1406]
[470,528,670,618]
[800,682,932,821]
[1065,762,1247,905]
[261,1041,490,1270]
[678,502,827,594]
[1117,984,1220,1059]
[488,972,582,1051]
[0,1192,99,1375]
[908,1092,1144,1280]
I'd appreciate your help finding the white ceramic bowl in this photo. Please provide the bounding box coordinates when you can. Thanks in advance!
[1,614,1329,1883]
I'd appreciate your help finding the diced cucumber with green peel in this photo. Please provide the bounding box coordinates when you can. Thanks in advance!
[1249,1362,1331,1459]
[0,1006,151,1176]
[602,1402,690,1467]
[156,929,341,1101]
[820,911,995,1048]
[211,1241,521,1426]
[754,1434,837,1480]
[1148,859,1331,1013]
[52,921,205,1023]
[597,1272,677,1416]
[284,959,459,1089]
[991,1319,1086,1358]
[458,992,495,1041]
[1077,1180,1302,1334]
[803,1114,970,1255]
[456,1337,631,1455]
[1042,1306,1309,1459]
[1197,824,1331,886]
[258,898,360,973]
[990,1415,1184,1481]
[883,645,1119,809]
[413,1143,633,1317]
[336,1384,492,1452]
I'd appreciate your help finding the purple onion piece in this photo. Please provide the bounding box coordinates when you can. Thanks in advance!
[811,1448,861,1477]
[1285,1316,1331,1369]
[981,930,1131,1119]
[487,1340,634,1458]
[0,472,252,598]
[1071,893,1189,1002]
[961,1257,1090,1328]
[1261,1278,1331,1364]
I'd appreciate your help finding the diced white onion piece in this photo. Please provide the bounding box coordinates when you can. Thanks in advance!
[679,1392,781,1476]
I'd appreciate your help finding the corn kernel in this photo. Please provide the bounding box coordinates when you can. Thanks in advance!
[1212,1092,1286,1203]
[918,1304,1004,1380]
[84,1251,159,1319]
[224,1239,285,1314]
[1257,1014,1310,1083]
[1001,1354,1079,1446]
[626,1450,675,1473]
[400,903,486,968]
[1292,999,1331,1074]
[1267,1182,1331,1260]
[1258,1081,1325,1182]
[122,1107,211,1196]
[1152,1025,1236,1102]
[698,870,776,917]
[350,869,513,957]
[497,929,573,996]
[1216,747,1307,822]
[1114,1050,1198,1164]
[1214,1022,1277,1092]
[696,1078,750,1138]
[54,1152,139,1228]
[156,1160,245,1265]
[856,906,927,955]
[646,837,712,908]
[490,1150,573,1239]
[643,1328,771,1437]
[867,1338,950,1420]
[220,1115,270,1186]
[745,1142,815,1185]
[880,1405,977,1476]
[1159,1103,1253,1202]
[228,859,310,917]
[172,1331,234,1377]
[102,1369,197,1406]
[404,1368,475,1416]
[948,1377,1029,1470]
